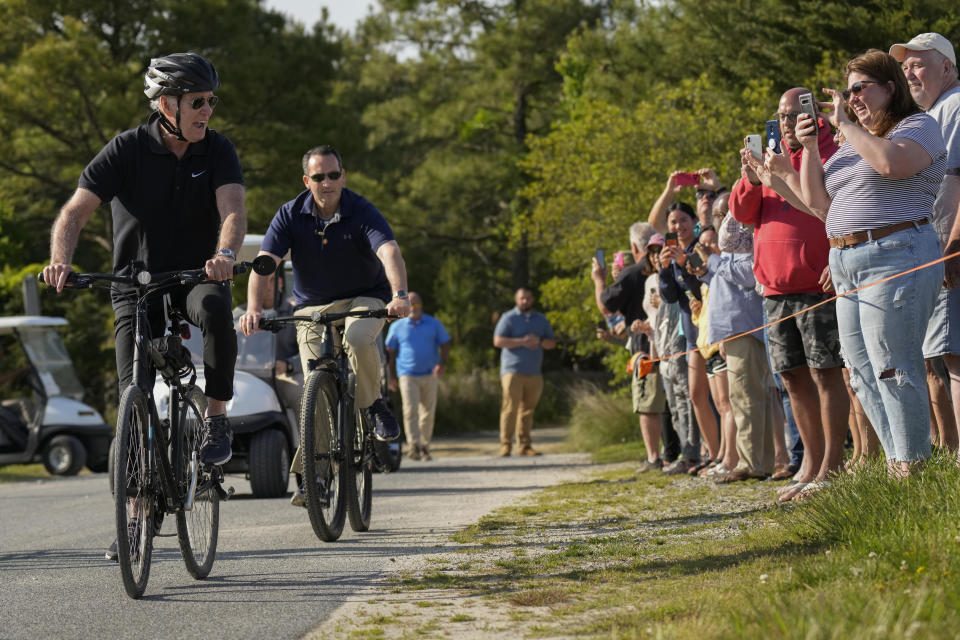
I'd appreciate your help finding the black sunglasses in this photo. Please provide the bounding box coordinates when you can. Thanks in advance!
[696,189,718,200]
[309,171,343,182]
[188,96,219,110]
[841,81,879,100]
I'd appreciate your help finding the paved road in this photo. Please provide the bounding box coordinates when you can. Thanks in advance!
[0,451,591,639]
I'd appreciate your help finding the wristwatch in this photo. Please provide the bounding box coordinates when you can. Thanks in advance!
[393,290,408,299]
[217,248,236,261]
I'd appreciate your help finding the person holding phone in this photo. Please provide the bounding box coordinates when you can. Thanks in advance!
[592,222,675,471]
[796,49,946,478]
[730,86,850,502]
[658,202,721,468]
[649,169,728,236]
[889,33,960,453]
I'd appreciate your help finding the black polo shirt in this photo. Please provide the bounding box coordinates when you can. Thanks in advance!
[78,113,244,275]
[601,263,650,353]
[261,188,394,306]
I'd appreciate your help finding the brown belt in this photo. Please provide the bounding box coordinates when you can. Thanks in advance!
[828,218,930,249]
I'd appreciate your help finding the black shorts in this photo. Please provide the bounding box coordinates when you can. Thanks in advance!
[764,293,843,373]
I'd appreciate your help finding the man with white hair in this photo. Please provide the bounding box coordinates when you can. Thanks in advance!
[890,32,960,451]
[591,222,670,471]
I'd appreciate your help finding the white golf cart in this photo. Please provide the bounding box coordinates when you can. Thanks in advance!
[0,316,113,475]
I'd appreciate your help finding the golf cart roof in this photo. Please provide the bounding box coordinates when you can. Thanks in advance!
[238,234,290,263]
[0,316,68,335]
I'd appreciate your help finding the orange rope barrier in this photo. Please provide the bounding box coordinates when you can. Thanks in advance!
[628,249,960,376]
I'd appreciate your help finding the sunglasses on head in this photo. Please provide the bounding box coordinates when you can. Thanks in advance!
[187,96,219,110]
[696,189,718,200]
[309,171,343,182]
[841,81,879,100]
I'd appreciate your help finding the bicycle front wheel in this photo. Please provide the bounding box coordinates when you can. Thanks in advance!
[300,371,346,541]
[345,401,373,532]
[114,385,154,599]
[174,384,219,578]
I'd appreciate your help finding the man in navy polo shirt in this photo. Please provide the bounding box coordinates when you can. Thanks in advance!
[385,292,452,461]
[240,145,411,448]
[493,287,556,456]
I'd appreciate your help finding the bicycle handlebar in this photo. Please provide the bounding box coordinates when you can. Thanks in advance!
[259,308,393,332]
[38,255,276,289]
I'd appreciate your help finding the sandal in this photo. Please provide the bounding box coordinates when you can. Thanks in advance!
[776,482,808,503]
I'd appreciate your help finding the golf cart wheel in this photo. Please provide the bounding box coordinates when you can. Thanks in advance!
[42,435,87,476]
[249,429,290,499]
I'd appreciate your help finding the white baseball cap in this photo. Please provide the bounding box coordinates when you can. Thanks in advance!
[889,32,956,66]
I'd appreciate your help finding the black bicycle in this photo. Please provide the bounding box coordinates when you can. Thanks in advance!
[40,256,274,598]
[259,308,392,541]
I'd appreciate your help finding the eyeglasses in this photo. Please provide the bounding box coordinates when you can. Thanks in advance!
[777,112,800,122]
[696,189,718,200]
[309,171,343,182]
[188,96,219,110]
[841,81,879,100]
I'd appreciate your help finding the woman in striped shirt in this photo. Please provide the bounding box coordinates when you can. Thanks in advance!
[796,49,946,477]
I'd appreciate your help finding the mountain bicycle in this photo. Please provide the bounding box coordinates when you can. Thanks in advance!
[40,256,274,598]
[259,308,392,541]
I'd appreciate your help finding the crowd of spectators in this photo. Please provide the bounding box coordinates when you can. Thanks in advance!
[590,33,960,500]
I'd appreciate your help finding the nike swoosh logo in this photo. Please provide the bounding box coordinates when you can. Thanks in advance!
[192,170,206,178]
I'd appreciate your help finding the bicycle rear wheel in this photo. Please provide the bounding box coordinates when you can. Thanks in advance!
[114,385,153,599]
[174,384,219,578]
[346,400,373,532]
[300,371,346,541]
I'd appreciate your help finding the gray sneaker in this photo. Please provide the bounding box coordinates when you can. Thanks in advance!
[290,487,306,508]
[635,459,663,474]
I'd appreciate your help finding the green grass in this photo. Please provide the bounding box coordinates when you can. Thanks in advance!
[363,447,960,639]
[0,463,48,483]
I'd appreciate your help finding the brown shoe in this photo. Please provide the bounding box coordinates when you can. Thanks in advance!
[519,447,541,456]
[499,444,511,457]
[420,446,432,461]
[770,464,799,480]
[713,468,767,484]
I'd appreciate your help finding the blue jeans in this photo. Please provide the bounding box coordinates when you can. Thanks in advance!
[829,224,943,461]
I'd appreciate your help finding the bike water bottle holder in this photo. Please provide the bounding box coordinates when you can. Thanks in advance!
[149,335,195,383]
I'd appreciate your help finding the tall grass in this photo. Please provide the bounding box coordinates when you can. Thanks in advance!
[564,382,639,452]
[725,452,960,638]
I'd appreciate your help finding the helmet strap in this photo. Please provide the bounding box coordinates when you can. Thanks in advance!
[156,95,188,142]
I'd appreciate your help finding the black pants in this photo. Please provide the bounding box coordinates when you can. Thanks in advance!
[112,282,236,401]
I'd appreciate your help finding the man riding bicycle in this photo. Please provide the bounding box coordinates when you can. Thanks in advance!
[239,146,410,501]
[42,53,246,558]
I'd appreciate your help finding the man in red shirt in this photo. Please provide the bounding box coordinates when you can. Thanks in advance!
[730,87,850,501]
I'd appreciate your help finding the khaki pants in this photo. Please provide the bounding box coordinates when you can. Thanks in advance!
[725,335,776,475]
[499,373,543,448]
[399,374,439,448]
[295,296,386,409]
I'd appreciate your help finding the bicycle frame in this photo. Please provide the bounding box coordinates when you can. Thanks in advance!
[123,280,213,514]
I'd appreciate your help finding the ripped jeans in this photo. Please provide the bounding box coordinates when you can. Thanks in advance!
[829,223,943,461]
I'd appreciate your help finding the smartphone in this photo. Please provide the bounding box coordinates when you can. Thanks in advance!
[613,251,625,268]
[665,232,678,247]
[745,134,763,159]
[687,252,704,269]
[765,119,782,154]
[799,92,817,118]
[595,248,605,268]
[675,172,701,186]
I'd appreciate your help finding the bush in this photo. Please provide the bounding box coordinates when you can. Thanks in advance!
[564,382,639,452]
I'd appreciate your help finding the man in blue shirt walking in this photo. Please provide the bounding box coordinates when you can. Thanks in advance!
[385,292,452,461]
[493,287,557,456]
